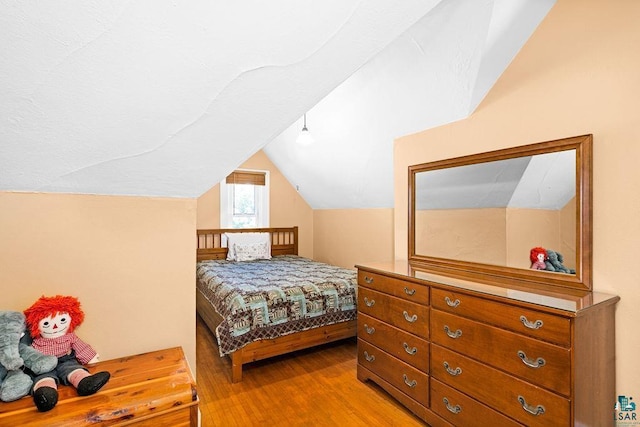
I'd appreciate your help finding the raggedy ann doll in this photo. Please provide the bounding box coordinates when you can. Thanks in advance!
[529,247,548,270]
[24,295,110,412]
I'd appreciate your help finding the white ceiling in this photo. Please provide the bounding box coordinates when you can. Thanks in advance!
[415,150,576,211]
[0,0,555,208]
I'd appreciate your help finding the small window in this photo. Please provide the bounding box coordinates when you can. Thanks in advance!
[220,170,269,228]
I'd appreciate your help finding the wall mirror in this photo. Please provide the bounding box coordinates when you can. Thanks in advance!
[409,134,592,291]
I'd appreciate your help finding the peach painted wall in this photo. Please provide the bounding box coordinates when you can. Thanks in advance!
[0,192,197,368]
[196,152,392,269]
[416,208,506,265]
[415,206,570,269]
[559,196,576,267]
[506,208,562,269]
[196,150,314,257]
[506,199,577,270]
[313,208,394,269]
[196,184,220,230]
[395,0,639,396]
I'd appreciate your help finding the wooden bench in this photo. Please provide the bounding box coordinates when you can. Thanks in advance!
[0,347,198,426]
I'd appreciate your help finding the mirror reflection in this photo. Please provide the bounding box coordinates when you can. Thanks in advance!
[414,150,576,273]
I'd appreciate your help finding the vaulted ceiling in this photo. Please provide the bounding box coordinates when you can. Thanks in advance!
[1,0,555,208]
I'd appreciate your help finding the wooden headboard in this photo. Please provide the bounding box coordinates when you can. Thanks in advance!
[196,227,299,261]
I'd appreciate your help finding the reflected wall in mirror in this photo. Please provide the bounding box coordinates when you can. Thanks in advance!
[409,134,592,291]
[415,150,576,269]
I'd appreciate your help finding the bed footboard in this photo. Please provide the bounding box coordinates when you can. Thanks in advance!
[196,289,356,383]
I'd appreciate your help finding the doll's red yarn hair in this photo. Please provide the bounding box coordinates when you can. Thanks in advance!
[24,295,85,338]
[529,246,548,263]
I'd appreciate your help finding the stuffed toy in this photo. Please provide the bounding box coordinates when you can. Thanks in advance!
[0,310,58,403]
[24,295,110,412]
[544,249,576,274]
[529,247,548,270]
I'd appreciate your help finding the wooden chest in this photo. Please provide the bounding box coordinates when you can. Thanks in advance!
[0,346,198,426]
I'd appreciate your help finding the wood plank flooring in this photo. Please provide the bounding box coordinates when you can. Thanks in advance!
[196,316,428,426]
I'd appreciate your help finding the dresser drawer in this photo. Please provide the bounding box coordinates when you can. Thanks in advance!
[358,288,429,339]
[431,309,571,396]
[431,288,571,347]
[358,312,429,372]
[358,339,429,407]
[431,344,569,427]
[358,270,429,304]
[431,378,524,427]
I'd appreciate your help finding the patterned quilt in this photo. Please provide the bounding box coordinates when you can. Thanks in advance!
[196,255,358,356]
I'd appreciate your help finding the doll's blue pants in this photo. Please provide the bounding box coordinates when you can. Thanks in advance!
[30,351,88,388]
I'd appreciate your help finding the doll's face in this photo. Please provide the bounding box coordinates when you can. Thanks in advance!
[39,312,71,339]
[537,253,545,262]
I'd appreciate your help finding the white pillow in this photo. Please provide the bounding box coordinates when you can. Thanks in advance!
[234,242,271,262]
[224,232,271,261]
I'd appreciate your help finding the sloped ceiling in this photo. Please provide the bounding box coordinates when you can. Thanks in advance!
[266,0,555,209]
[415,150,576,211]
[1,0,555,208]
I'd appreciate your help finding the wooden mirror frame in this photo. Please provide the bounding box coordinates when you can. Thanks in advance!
[408,134,592,291]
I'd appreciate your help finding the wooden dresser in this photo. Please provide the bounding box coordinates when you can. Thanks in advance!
[356,262,619,427]
[0,347,198,426]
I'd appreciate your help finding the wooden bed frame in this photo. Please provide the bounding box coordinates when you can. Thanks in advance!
[196,226,357,383]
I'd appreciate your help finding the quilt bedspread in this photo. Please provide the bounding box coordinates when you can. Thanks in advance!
[196,255,357,356]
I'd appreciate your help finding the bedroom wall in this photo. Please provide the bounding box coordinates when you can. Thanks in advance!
[195,152,392,269]
[0,192,197,369]
[415,208,506,265]
[394,0,640,399]
[505,207,564,270]
[415,207,567,269]
[559,196,576,267]
[505,199,577,270]
[313,208,394,269]
[196,150,314,257]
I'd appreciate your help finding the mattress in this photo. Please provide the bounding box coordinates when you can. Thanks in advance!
[196,255,357,355]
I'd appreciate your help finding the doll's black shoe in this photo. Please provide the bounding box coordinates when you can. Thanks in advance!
[33,386,58,412]
[77,371,110,396]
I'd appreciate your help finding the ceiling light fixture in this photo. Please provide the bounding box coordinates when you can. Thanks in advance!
[296,113,314,146]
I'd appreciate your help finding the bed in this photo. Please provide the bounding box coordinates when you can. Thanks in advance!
[196,226,358,382]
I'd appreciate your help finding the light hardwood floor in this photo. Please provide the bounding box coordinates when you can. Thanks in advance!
[196,316,428,426]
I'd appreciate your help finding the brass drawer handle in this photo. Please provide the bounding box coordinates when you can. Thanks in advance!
[363,351,375,362]
[443,397,462,414]
[364,324,375,335]
[404,287,416,296]
[517,351,546,369]
[364,276,374,284]
[403,374,417,388]
[444,325,462,339]
[403,311,418,323]
[518,395,545,416]
[364,297,375,307]
[520,315,543,330]
[445,296,460,308]
[443,361,462,376]
[403,342,417,355]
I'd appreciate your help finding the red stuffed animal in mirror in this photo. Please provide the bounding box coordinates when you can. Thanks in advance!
[24,295,110,412]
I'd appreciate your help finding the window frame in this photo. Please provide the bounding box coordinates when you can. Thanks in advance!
[220,169,270,228]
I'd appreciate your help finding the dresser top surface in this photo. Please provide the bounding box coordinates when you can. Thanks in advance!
[356,261,619,313]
